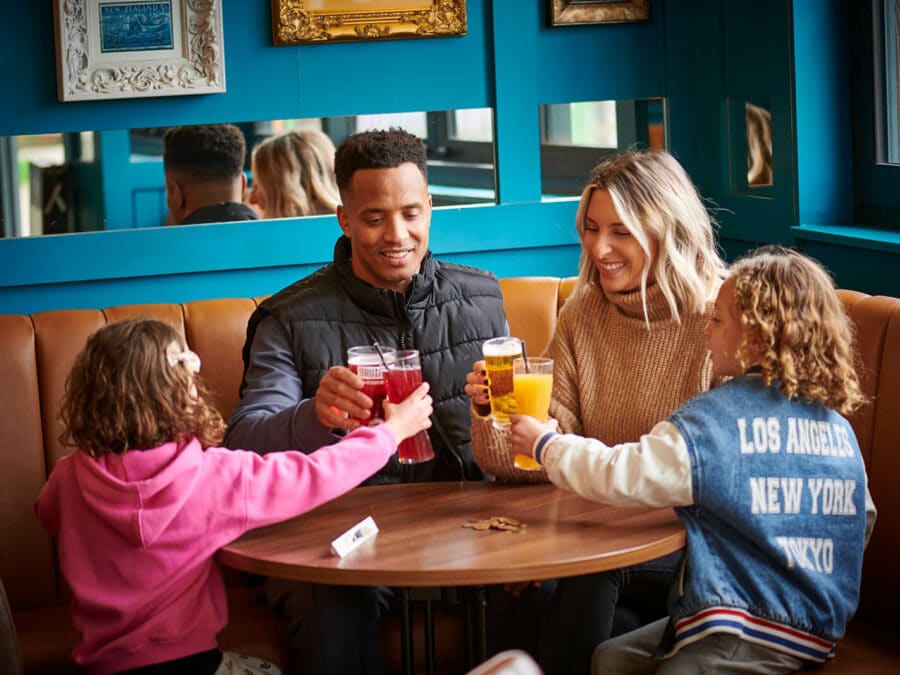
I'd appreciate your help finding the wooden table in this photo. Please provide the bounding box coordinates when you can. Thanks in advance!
[218,481,685,673]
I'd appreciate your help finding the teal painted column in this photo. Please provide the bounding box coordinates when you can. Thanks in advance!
[793,0,853,225]
[491,0,542,204]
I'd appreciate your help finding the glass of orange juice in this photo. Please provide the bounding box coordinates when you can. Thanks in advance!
[512,357,553,470]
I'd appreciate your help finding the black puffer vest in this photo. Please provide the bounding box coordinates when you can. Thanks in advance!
[241,237,507,484]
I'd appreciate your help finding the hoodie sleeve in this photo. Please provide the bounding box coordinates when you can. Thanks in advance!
[215,422,398,533]
[34,461,64,537]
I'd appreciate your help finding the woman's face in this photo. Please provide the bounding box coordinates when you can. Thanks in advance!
[582,189,657,294]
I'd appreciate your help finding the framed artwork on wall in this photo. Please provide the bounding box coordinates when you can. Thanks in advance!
[53,0,226,102]
[270,0,467,45]
[551,0,650,26]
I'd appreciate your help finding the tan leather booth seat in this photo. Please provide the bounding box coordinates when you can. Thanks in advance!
[1,279,898,672]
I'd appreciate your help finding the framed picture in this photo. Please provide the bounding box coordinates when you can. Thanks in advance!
[54,0,226,102]
[271,0,467,46]
[551,0,650,26]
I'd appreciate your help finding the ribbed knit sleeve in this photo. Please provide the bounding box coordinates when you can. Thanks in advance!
[470,411,549,483]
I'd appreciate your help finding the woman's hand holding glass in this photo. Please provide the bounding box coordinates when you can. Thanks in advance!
[464,359,491,414]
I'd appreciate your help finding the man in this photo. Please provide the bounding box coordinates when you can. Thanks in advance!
[225,128,508,673]
[163,123,258,225]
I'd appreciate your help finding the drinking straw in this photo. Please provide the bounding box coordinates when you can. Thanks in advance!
[372,342,392,370]
[521,339,530,373]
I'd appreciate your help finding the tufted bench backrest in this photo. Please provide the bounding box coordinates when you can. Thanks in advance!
[836,290,900,629]
[1,279,898,641]
[0,298,260,612]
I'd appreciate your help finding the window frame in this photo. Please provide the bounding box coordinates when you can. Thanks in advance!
[852,0,900,228]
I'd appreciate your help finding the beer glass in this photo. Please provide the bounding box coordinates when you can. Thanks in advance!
[482,337,523,429]
[512,357,553,470]
[347,346,395,425]
[383,350,435,464]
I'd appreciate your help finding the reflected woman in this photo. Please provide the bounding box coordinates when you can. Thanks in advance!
[248,129,341,219]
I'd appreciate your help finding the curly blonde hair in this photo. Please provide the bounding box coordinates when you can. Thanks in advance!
[730,246,866,416]
[59,319,225,457]
[251,129,340,218]
[573,149,726,324]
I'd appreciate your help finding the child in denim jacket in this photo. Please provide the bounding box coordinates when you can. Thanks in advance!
[509,246,876,674]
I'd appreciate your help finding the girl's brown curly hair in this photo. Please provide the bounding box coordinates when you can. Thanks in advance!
[59,319,225,457]
[730,246,866,416]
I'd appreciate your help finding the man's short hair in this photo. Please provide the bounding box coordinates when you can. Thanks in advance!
[334,128,427,193]
[163,123,246,181]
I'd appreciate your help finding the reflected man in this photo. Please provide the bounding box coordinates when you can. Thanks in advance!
[163,123,258,225]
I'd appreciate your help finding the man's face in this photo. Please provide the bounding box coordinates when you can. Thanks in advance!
[337,163,431,293]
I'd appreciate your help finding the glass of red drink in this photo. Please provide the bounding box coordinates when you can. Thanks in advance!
[347,346,395,425]
[383,350,435,464]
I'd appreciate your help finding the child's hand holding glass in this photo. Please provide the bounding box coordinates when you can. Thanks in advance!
[508,414,558,467]
[381,382,432,448]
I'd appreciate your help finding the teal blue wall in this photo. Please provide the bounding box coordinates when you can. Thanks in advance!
[1,0,896,315]
[790,0,900,295]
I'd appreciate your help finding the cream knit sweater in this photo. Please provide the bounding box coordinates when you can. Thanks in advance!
[471,282,715,482]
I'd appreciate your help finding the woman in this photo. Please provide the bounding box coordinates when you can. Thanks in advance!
[467,149,727,674]
[247,129,340,219]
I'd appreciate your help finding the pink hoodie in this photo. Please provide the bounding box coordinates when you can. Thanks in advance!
[34,425,397,674]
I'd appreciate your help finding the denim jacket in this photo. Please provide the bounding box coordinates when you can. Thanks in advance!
[665,375,868,662]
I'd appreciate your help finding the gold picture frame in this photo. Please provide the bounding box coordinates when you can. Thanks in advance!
[271,0,466,45]
[551,0,650,26]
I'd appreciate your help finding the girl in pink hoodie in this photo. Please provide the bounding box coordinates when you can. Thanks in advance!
[35,318,432,675]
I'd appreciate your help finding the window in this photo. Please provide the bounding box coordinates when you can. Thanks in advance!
[332,109,495,205]
[0,133,67,237]
[539,98,666,196]
[879,0,900,163]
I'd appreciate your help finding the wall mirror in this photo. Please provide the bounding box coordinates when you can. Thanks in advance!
[726,97,773,194]
[0,107,496,238]
[539,97,666,196]
[745,100,773,187]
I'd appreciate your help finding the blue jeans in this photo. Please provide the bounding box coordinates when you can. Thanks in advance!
[539,550,682,675]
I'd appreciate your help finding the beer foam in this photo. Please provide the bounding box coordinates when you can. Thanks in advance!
[483,338,522,357]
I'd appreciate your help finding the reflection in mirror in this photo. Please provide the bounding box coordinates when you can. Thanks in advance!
[745,101,773,186]
[878,0,899,164]
[539,98,666,196]
[0,108,496,238]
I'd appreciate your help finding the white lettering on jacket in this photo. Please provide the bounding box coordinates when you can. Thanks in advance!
[775,536,834,574]
[737,416,854,457]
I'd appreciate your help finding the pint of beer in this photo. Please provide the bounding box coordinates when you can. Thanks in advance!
[482,337,522,429]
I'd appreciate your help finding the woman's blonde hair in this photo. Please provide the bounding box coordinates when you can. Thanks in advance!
[59,319,225,457]
[730,246,866,416]
[573,149,726,324]
[251,129,340,218]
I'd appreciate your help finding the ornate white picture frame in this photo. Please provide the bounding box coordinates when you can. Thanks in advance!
[53,0,226,102]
